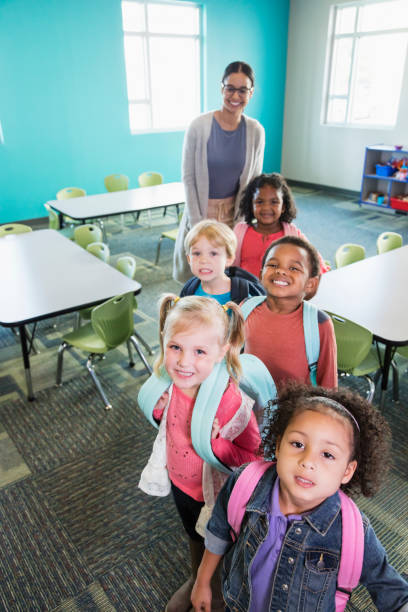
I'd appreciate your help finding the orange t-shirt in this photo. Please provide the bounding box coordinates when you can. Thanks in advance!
[244,301,337,389]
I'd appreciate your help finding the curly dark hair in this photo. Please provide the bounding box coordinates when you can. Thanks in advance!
[239,173,297,226]
[261,235,320,278]
[260,381,391,498]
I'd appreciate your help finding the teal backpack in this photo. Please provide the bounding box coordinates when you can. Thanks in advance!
[138,354,277,474]
[240,296,320,386]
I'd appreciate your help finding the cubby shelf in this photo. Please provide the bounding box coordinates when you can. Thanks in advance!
[359,145,408,213]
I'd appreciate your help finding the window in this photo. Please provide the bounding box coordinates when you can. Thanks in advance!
[323,0,408,127]
[121,0,201,133]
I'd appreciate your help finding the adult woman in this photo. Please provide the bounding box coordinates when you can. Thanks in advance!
[173,61,265,283]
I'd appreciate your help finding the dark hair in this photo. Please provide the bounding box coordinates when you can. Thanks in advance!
[222,61,255,87]
[239,173,297,225]
[261,235,320,278]
[261,381,391,498]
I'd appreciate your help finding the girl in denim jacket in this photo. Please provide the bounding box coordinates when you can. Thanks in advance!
[192,382,408,612]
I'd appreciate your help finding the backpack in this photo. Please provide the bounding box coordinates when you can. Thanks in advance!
[240,295,320,385]
[227,461,364,612]
[138,355,277,474]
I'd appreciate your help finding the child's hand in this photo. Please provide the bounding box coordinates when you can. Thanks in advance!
[191,580,212,612]
[152,391,169,423]
[211,417,221,439]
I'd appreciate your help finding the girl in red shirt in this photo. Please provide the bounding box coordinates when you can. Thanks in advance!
[233,173,329,278]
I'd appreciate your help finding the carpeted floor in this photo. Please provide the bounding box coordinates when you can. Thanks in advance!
[0,193,407,611]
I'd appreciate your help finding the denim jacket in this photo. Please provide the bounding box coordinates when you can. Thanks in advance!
[205,465,408,612]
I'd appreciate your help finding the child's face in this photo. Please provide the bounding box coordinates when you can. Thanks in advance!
[187,236,234,283]
[253,185,283,231]
[261,243,318,301]
[163,323,229,398]
[275,409,357,515]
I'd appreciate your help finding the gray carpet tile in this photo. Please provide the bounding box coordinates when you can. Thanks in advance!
[34,428,184,577]
[0,479,92,611]
[99,533,190,611]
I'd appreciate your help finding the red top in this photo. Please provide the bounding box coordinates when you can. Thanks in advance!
[244,301,337,389]
[154,381,261,501]
[240,226,285,277]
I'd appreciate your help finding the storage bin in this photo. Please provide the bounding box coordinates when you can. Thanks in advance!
[390,197,408,212]
[375,164,394,177]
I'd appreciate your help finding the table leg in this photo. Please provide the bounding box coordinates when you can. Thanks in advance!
[19,325,35,401]
[379,344,392,410]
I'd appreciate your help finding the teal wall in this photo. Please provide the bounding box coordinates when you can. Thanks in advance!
[0,0,289,223]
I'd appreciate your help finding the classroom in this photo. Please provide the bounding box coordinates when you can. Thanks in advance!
[0,0,407,610]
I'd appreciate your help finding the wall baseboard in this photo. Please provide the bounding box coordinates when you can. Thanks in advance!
[287,179,359,200]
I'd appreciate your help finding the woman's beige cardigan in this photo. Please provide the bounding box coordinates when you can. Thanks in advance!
[173,111,265,283]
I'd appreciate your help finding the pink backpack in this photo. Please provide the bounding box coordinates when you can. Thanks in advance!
[227,461,364,612]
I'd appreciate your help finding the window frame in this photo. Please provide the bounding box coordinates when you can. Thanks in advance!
[322,0,408,129]
[122,0,202,134]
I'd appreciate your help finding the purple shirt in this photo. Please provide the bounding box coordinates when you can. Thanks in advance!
[207,117,246,199]
[249,477,302,612]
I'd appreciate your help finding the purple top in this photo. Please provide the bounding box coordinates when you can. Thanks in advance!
[207,117,246,199]
[249,477,302,612]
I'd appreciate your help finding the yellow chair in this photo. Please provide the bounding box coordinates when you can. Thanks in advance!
[0,223,32,237]
[155,226,179,265]
[335,243,365,268]
[136,172,164,223]
[376,231,403,254]
[104,174,129,192]
[57,187,86,200]
[44,204,74,239]
[86,241,110,263]
[74,224,103,249]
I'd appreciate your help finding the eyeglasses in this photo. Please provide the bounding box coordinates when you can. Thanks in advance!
[222,84,253,97]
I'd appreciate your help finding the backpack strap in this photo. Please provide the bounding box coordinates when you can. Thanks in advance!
[190,361,231,474]
[227,461,272,541]
[335,490,364,611]
[137,369,172,428]
[241,297,320,386]
[239,353,277,411]
[302,301,320,386]
[240,295,267,319]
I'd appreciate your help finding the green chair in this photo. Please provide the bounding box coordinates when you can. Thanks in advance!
[335,243,365,268]
[104,174,129,192]
[57,187,86,200]
[86,241,110,263]
[376,231,403,254]
[327,312,381,401]
[115,255,154,357]
[0,223,32,237]
[74,224,103,249]
[44,204,74,239]
[56,292,152,409]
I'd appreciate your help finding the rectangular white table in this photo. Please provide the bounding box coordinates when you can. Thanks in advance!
[48,181,185,224]
[311,245,408,407]
[0,229,141,400]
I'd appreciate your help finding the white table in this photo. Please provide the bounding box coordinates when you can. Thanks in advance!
[0,230,141,400]
[311,246,408,407]
[48,181,185,224]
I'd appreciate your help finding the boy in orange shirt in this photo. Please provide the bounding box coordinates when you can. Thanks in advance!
[244,236,337,389]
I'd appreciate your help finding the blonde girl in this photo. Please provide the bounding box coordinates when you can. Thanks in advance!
[138,295,266,612]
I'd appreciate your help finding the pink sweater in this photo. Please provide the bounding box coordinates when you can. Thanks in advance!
[233,221,329,278]
[153,381,261,501]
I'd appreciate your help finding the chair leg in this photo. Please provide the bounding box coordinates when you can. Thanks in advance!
[129,336,152,374]
[86,355,112,410]
[126,339,135,367]
[391,359,399,402]
[133,329,154,355]
[56,341,69,385]
[155,236,164,265]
